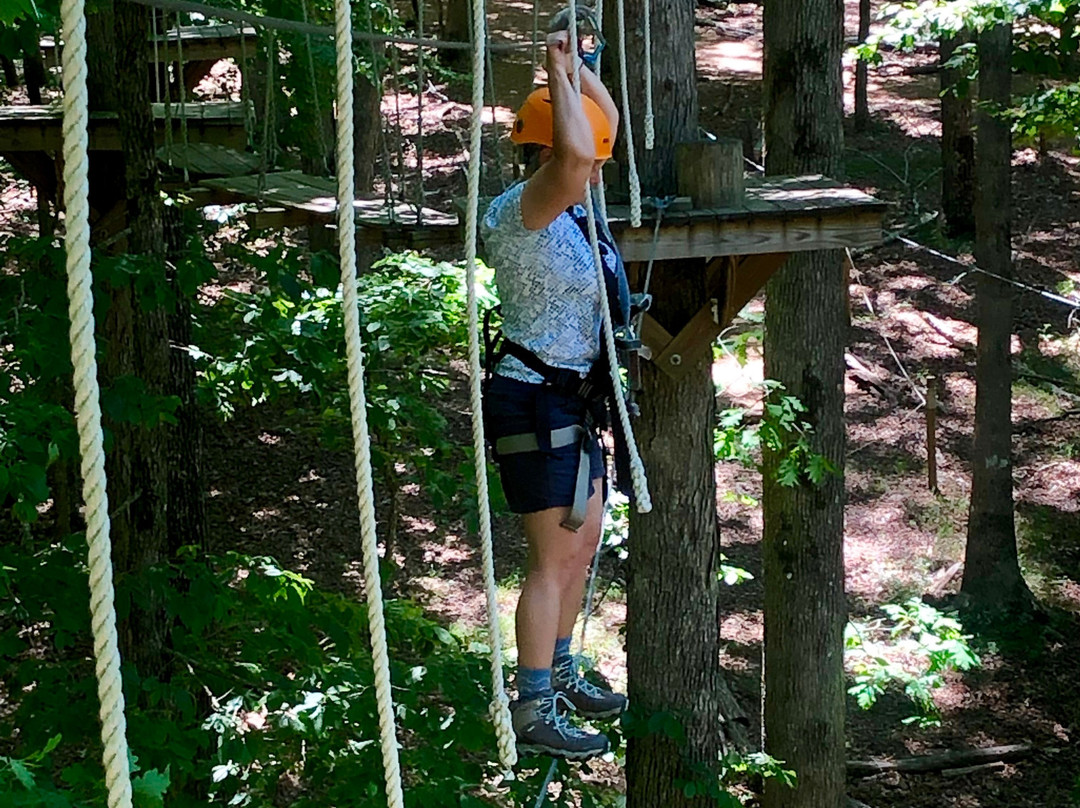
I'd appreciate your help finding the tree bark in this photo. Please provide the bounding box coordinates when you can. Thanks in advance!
[853,0,871,131]
[762,1,848,807]
[353,70,382,194]
[961,21,1034,617]
[88,1,175,680]
[940,27,975,237]
[602,1,746,806]
[605,0,698,194]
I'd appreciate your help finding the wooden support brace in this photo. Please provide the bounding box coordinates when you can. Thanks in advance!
[717,251,789,326]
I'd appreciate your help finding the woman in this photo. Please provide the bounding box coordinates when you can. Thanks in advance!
[480,30,627,760]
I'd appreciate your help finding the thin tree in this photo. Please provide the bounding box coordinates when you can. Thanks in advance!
[941,23,975,237]
[603,0,749,805]
[960,19,1035,617]
[854,0,871,131]
[761,0,848,806]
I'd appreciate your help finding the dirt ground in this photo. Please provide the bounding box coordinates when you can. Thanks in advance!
[3,1,1080,805]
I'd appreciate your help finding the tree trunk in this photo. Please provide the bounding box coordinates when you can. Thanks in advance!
[853,0,871,131]
[941,27,975,238]
[164,209,208,555]
[961,21,1034,617]
[626,264,746,808]
[0,53,16,86]
[602,1,746,806]
[354,70,382,194]
[605,0,698,194]
[442,0,470,70]
[88,0,175,681]
[762,1,847,807]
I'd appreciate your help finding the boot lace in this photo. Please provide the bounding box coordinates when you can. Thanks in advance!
[537,692,590,739]
[553,655,607,700]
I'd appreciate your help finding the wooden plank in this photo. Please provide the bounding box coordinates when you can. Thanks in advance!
[0,103,249,152]
[157,143,261,177]
[653,301,723,381]
[616,210,883,261]
[201,171,459,231]
[722,252,789,325]
[43,26,256,66]
[640,313,674,360]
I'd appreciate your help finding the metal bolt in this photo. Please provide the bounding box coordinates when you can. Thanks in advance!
[669,354,682,366]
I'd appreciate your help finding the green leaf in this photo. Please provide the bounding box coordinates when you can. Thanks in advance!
[8,759,35,789]
[132,767,170,808]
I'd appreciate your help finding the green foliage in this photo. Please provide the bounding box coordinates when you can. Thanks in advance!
[0,541,525,807]
[714,381,839,488]
[846,599,980,727]
[1010,82,1080,147]
[0,234,209,525]
[195,247,498,509]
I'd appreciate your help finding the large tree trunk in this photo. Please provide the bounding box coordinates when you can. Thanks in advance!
[88,0,176,680]
[762,1,848,807]
[941,27,975,238]
[604,1,747,806]
[960,22,1034,617]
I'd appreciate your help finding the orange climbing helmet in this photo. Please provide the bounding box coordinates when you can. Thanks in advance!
[510,87,614,160]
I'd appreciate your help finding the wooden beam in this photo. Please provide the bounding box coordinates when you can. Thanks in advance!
[616,210,883,261]
[721,252,789,325]
[654,300,722,381]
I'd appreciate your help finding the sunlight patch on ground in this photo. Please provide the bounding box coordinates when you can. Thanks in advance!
[714,351,763,412]
[697,39,762,77]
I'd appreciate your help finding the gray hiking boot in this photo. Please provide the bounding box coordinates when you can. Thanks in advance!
[552,656,628,720]
[512,692,611,760]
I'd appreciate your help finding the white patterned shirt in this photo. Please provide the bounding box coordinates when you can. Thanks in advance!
[481,182,603,384]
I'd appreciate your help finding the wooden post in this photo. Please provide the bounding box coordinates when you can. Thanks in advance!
[675,138,745,208]
[926,375,939,493]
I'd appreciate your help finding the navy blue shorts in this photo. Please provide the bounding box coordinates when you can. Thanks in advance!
[483,374,605,515]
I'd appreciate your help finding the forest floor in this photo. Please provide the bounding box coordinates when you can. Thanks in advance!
[3,0,1080,806]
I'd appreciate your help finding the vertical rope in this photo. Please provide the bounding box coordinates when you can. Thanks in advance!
[415,0,425,224]
[238,25,255,150]
[59,0,133,803]
[366,13,397,213]
[332,0,405,803]
[615,0,642,226]
[390,40,407,221]
[174,15,190,183]
[568,0,652,513]
[529,0,540,86]
[643,0,654,150]
[464,0,518,772]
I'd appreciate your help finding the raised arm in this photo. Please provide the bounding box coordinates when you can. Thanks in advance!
[579,65,618,141]
[520,31,600,231]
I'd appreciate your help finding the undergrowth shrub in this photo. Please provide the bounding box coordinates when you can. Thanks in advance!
[0,544,521,807]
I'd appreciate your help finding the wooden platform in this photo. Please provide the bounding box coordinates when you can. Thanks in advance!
[0,102,250,153]
[41,25,256,69]
[608,175,888,262]
[157,143,262,177]
[200,171,460,249]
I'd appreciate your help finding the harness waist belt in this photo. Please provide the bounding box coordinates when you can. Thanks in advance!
[495,424,593,532]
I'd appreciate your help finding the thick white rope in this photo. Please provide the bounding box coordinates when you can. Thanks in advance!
[614,0,642,226]
[59,0,133,805]
[331,0,405,804]
[643,0,654,150]
[464,0,518,773]
[568,0,652,514]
